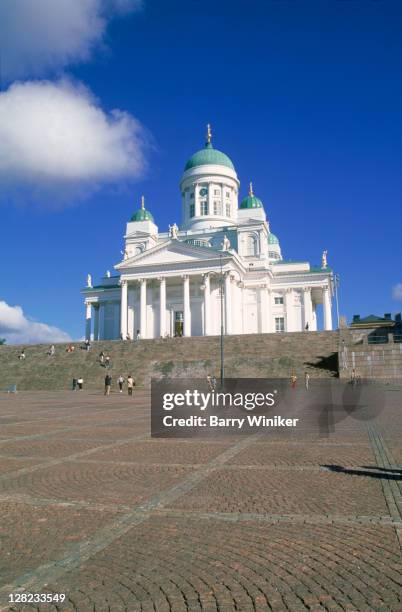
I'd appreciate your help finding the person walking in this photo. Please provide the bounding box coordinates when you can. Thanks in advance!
[48,345,55,356]
[77,377,84,390]
[117,375,124,393]
[290,373,297,389]
[304,371,310,390]
[105,355,110,368]
[136,329,141,341]
[18,349,26,360]
[127,375,134,396]
[72,377,78,391]
[104,373,112,395]
[99,351,105,364]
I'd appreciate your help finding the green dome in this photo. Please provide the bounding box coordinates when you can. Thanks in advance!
[240,182,263,209]
[131,196,154,222]
[240,195,263,209]
[185,142,235,171]
[268,233,279,245]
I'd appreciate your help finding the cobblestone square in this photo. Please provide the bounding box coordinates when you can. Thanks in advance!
[0,389,400,612]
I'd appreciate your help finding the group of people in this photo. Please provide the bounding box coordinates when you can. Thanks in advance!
[120,330,141,341]
[104,374,135,396]
[290,372,310,390]
[99,351,111,367]
[72,377,84,390]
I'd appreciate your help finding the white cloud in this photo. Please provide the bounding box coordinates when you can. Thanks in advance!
[0,79,148,197]
[392,284,402,301]
[0,301,71,345]
[0,0,142,80]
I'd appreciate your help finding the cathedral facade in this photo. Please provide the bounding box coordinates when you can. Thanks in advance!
[82,127,334,340]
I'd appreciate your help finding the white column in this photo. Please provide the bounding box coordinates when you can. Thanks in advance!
[93,305,100,340]
[260,284,270,333]
[120,280,128,339]
[311,302,318,331]
[323,286,333,331]
[266,288,272,333]
[183,275,191,336]
[203,273,211,335]
[140,279,147,338]
[285,289,294,332]
[303,287,313,331]
[159,277,166,337]
[127,288,135,339]
[224,272,232,334]
[207,182,213,215]
[99,303,105,340]
[85,302,92,341]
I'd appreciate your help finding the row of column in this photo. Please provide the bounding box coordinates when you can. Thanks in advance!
[120,274,231,339]
[85,281,333,340]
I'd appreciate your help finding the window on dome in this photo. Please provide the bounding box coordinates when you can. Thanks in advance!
[214,189,220,196]
[269,251,280,259]
[275,317,285,333]
[225,203,231,217]
[200,201,208,215]
[189,204,195,218]
[274,297,284,305]
[226,191,231,198]
[213,201,221,215]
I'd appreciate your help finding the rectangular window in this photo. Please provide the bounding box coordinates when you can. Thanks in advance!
[213,201,221,215]
[200,201,208,215]
[214,189,220,196]
[274,296,284,305]
[190,192,194,199]
[226,191,231,198]
[275,317,285,332]
[189,203,195,218]
[225,203,231,217]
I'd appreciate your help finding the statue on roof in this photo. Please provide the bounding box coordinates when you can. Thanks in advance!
[106,270,111,278]
[86,274,92,288]
[322,250,328,269]
[221,235,231,251]
[169,223,179,239]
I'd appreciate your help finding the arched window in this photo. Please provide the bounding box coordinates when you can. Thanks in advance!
[246,234,258,256]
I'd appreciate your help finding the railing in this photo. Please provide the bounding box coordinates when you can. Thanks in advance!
[393,334,402,343]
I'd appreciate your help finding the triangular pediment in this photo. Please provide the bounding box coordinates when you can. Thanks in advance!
[115,239,229,270]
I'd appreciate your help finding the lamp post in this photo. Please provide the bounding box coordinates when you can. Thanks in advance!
[219,253,224,386]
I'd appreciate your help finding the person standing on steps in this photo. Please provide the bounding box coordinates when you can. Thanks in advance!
[290,373,297,389]
[304,371,310,390]
[72,377,78,391]
[136,330,141,341]
[117,375,124,393]
[127,375,135,396]
[104,373,112,395]
[77,377,84,390]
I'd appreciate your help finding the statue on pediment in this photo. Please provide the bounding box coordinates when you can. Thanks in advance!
[86,274,92,288]
[322,250,328,269]
[221,235,231,251]
[169,223,179,239]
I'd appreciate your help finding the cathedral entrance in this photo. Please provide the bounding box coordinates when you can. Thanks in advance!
[174,311,184,337]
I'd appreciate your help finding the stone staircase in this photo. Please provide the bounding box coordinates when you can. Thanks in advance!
[0,331,340,391]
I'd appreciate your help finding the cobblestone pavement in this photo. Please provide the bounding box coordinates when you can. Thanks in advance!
[0,389,401,612]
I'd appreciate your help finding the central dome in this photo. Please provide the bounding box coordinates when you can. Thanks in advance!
[184,142,235,172]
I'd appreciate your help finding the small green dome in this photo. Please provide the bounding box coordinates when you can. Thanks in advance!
[240,182,263,209]
[240,195,263,209]
[185,142,235,171]
[268,233,279,245]
[130,196,154,222]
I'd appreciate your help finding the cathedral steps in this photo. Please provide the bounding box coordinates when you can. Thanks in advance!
[0,331,340,390]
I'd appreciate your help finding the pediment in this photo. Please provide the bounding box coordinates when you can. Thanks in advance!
[115,239,227,270]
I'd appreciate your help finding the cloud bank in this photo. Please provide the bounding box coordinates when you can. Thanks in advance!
[0,79,148,195]
[0,0,142,80]
[392,284,402,301]
[0,301,71,345]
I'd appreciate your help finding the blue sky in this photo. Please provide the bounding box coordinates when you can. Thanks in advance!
[1,0,402,342]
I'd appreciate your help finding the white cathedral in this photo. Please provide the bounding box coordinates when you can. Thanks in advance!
[82,126,334,341]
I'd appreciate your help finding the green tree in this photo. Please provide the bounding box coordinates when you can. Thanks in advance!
[0,338,6,345]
